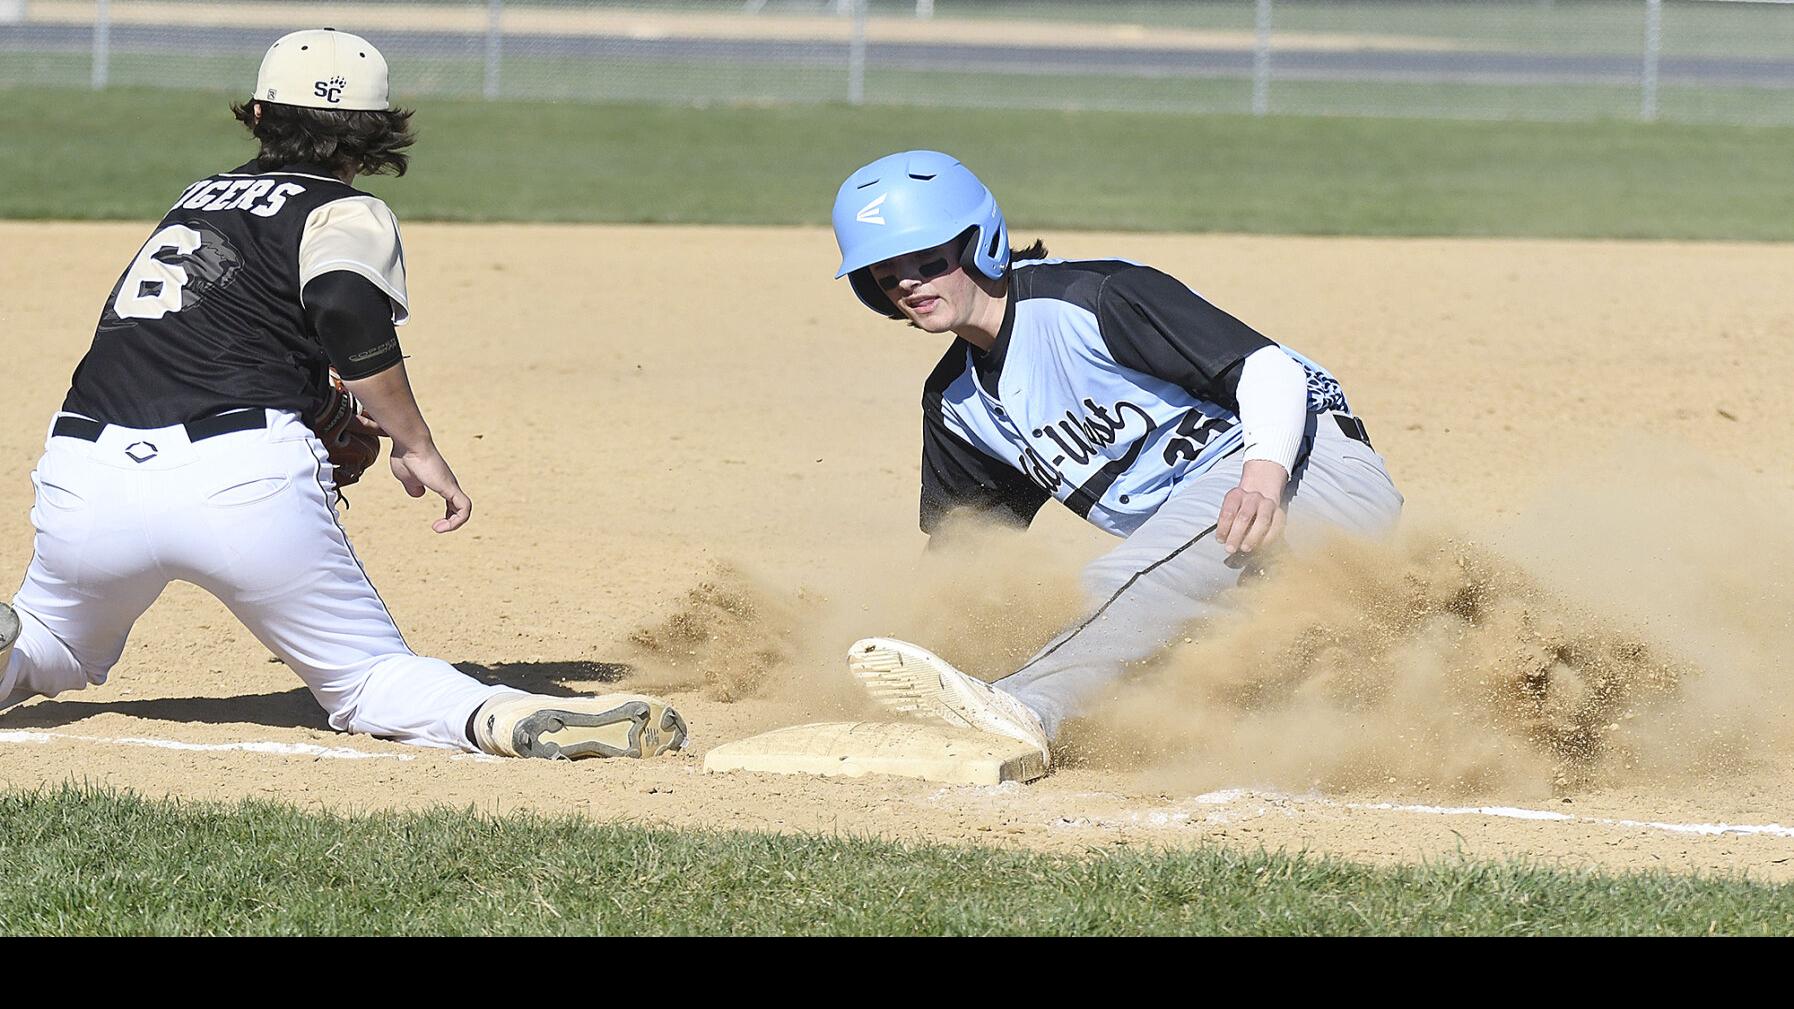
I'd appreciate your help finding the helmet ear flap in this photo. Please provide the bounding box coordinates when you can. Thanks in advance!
[957,226,983,274]
[848,268,903,319]
[957,223,1008,280]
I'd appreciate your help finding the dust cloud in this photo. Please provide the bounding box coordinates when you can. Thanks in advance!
[628,448,1792,800]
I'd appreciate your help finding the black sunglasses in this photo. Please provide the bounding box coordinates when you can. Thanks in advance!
[875,256,954,290]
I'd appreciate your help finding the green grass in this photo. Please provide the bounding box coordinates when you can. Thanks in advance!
[6,86,1794,239]
[0,785,1789,935]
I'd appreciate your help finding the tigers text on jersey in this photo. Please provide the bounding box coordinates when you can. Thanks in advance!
[921,258,1351,538]
[63,162,408,428]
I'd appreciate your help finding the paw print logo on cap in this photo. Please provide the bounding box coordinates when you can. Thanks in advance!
[314,74,349,104]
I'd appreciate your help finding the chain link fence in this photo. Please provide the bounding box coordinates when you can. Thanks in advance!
[4,1,1794,123]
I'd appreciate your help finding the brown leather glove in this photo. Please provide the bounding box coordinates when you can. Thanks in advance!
[310,370,383,488]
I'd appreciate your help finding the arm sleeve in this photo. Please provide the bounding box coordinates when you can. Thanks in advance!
[302,271,404,380]
[298,195,409,324]
[921,396,1050,537]
[1235,345,1308,473]
[1095,266,1276,411]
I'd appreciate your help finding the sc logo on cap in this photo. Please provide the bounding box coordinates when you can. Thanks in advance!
[313,75,348,103]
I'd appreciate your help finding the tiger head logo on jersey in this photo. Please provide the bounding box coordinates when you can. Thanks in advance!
[99,220,245,331]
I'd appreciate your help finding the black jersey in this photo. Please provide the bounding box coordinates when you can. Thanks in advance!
[64,162,409,428]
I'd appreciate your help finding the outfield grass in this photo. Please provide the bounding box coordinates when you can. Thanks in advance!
[7,87,1794,239]
[0,786,1788,935]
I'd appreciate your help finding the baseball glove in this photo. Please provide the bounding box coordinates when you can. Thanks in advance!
[310,370,382,488]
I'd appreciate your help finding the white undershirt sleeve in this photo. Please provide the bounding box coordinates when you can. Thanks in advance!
[297,195,410,325]
[1237,345,1309,474]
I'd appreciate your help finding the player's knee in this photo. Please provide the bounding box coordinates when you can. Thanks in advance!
[66,655,117,692]
[3,657,104,706]
[11,641,109,697]
[1081,534,1242,608]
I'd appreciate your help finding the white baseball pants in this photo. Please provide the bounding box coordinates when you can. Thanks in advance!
[0,409,514,750]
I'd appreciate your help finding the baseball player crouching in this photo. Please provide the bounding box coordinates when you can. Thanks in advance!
[0,30,685,761]
[831,151,1402,771]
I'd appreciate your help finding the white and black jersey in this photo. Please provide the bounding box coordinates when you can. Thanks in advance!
[921,258,1351,539]
[64,161,409,427]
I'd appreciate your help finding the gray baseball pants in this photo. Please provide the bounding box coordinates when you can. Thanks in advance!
[996,412,1404,740]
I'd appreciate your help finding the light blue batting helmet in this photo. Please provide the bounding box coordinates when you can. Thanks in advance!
[831,150,1009,318]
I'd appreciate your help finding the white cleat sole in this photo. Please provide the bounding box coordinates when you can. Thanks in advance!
[0,602,18,664]
[0,603,20,710]
[848,637,1051,768]
[483,693,689,760]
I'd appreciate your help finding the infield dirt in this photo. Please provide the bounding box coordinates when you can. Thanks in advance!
[4,223,1791,876]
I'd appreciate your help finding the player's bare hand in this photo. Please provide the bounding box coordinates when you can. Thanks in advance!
[389,445,472,533]
[1217,460,1289,555]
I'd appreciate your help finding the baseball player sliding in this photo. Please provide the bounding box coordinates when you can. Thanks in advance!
[831,151,1403,770]
[0,30,685,760]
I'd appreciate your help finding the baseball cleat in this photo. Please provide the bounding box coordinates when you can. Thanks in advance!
[473,692,688,760]
[848,637,1051,767]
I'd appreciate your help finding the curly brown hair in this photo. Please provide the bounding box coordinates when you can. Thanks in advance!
[229,99,417,179]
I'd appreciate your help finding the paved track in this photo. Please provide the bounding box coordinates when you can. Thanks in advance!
[6,23,1794,86]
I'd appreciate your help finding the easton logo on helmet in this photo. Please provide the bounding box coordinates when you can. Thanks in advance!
[856,194,888,225]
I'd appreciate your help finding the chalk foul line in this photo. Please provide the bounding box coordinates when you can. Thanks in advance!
[998,786,1794,841]
[1186,788,1794,839]
[0,728,430,762]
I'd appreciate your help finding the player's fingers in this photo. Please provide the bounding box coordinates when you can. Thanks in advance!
[1268,505,1288,547]
[1216,489,1244,547]
[1223,494,1259,553]
[435,489,472,533]
[1240,500,1276,553]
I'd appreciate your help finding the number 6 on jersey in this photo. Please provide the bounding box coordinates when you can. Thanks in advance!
[112,224,205,322]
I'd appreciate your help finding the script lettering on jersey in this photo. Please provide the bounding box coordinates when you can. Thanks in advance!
[1016,398,1155,494]
[170,179,305,218]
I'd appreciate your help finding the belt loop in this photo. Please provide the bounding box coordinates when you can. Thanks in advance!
[1333,413,1372,448]
[51,416,106,442]
[184,409,267,442]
